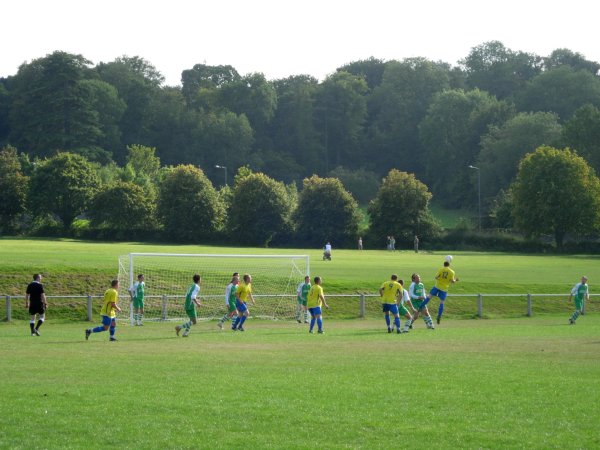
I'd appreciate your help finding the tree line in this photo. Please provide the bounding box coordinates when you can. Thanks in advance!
[2,42,600,213]
[2,143,600,250]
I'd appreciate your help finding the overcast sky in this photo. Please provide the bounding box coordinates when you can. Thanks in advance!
[3,0,598,86]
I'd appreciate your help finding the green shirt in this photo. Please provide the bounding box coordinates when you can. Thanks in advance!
[185,283,200,309]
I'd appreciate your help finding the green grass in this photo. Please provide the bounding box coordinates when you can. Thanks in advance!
[1,317,599,449]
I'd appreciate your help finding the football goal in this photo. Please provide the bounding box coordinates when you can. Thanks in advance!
[117,253,310,324]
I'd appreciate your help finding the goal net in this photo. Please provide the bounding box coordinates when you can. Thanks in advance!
[117,253,309,324]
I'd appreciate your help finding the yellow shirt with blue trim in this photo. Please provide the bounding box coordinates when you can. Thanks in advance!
[237,282,252,302]
[307,284,324,308]
[434,267,456,291]
[380,280,402,304]
[100,288,119,318]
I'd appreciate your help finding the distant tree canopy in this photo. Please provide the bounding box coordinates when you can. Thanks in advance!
[511,146,600,247]
[3,42,600,244]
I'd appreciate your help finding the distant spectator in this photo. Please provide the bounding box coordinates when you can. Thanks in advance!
[358,237,363,250]
[414,235,419,253]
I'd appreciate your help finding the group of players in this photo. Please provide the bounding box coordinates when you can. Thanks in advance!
[21,257,589,340]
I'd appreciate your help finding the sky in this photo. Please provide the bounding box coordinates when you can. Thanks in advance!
[3,0,599,86]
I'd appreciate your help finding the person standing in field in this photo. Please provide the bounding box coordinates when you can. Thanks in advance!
[408,273,435,329]
[295,275,311,324]
[429,260,459,325]
[25,274,47,336]
[129,274,145,326]
[414,235,419,253]
[232,274,255,331]
[397,279,415,333]
[307,276,329,334]
[358,237,363,250]
[569,276,589,325]
[217,272,239,329]
[175,274,202,337]
[86,279,122,341]
[379,274,403,334]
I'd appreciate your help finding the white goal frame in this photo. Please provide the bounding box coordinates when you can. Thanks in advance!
[118,253,310,324]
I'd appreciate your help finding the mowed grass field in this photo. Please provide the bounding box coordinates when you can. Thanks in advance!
[1,238,600,448]
[1,318,599,449]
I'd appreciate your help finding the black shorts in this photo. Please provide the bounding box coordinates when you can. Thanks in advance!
[29,302,46,315]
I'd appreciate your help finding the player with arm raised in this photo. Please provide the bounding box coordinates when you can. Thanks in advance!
[217,273,239,329]
[128,274,145,326]
[232,274,255,331]
[175,274,202,337]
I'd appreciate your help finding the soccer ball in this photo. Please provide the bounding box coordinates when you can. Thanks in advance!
[445,255,453,263]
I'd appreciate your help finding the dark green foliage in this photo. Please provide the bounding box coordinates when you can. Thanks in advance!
[29,152,100,230]
[328,166,380,204]
[0,146,28,232]
[89,181,156,231]
[157,165,225,242]
[511,146,600,247]
[228,172,294,247]
[294,175,360,248]
[367,169,440,248]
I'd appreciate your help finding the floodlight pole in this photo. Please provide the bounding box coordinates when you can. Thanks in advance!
[468,165,481,232]
[215,164,228,186]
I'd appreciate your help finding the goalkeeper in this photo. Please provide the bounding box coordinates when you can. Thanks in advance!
[218,273,239,329]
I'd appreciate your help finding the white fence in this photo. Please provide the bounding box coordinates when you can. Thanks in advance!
[2,293,596,322]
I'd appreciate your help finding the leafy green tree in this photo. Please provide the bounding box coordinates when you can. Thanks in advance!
[367,169,439,248]
[157,165,225,241]
[562,104,600,173]
[515,66,600,121]
[181,63,240,108]
[420,89,514,207]
[478,112,562,202]
[0,146,29,232]
[337,57,388,90]
[328,166,380,204]
[9,51,101,156]
[314,71,368,171]
[368,58,452,174]
[0,82,10,145]
[294,175,360,247]
[543,48,600,74]
[511,146,600,247]
[29,152,100,230]
[228,172,294,247]
[460,41,542,99]
[89,181,156,231]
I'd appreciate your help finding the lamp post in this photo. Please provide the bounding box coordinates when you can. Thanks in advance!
[215,165,228,186]
[468,165,481,232]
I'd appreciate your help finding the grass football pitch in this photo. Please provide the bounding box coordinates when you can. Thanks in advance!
[1,317,599,449]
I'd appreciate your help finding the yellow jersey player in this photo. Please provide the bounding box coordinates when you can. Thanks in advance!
[86,279,122,341]
[307,276,329,334]
[429,258,458,324]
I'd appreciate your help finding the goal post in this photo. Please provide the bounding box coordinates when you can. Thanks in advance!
[118,253,310,324]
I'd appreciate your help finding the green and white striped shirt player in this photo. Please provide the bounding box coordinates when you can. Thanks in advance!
[185,283,200,310]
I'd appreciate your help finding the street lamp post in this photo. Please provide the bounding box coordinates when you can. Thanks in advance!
[468,165,481,232]
[215,165,228,186]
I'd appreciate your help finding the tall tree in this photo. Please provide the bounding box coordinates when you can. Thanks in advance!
[314,71,368,171]
[90,181,156,231]
[367,169,439,248]
[368,58,452,175]
[228,172,294,247]
[157,165,225,242]
[337,57,387,90]
[461,41,542,100]
[515,66,600,121]
[543,48,600,74]
[0,145,29,232]
[181,63,240,108]
[478,112,562,202]
[9,51,101,156]
[562,104,600,173]
[420,89,514,207]
[29,152,100,230]
[294,175,360,247]
[511,146,600,247]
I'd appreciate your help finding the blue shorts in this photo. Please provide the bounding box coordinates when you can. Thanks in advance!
[429,287,448,301]
[308,307,322,316]
[382,303,399,315]
[236,300,248,312]
[101,315,116,326]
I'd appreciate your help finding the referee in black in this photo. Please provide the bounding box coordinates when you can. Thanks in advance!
[25,274,47,336]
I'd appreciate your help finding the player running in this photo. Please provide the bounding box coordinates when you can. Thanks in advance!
[175,274,202,337]
[86,279,122,341]
[408,273,435,329]
[217,273,239,329]
[379,274,404,334]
